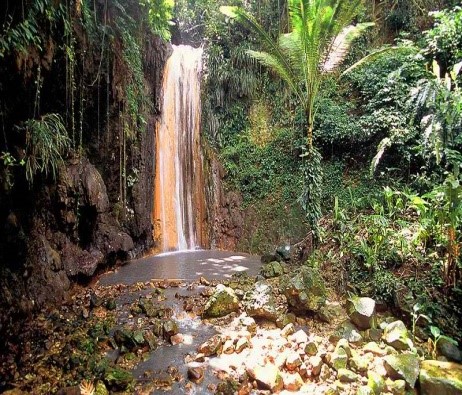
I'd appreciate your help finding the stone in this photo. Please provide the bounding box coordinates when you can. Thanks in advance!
[281,323,295,338]
[386,378,406,395]
[282,372,304,391]
[247,364,283,392]
[309,356,323,376]
[104,367,133,390]
[276,245,291,261]
[330,347,348,371]
[260,261,284,278]
[346,296,376,330]
[437,338,462,363]
[318,300,347,324]
[291,329,309,345]
[367,371,385,394]
[95,381,108,395]
[383,354,420,388]
[223,339,235,354]
[383,320,412,351]
[419,360,462,395]
[350,351,369,374]
[280,266,327,313]
[243,281,279,321]
[203,284,239,318]
[187,367,204,384]
[368,328,383,342]
[235,337,249,353]
[335,338,352,357]
[337,368,358,383]
[239,316,257,335]
[305,341,318,356]
[285,352,303,371]
[170,334,183,345]
[261,253,281,264]
[320,364,332,381]
[330,321,364,344]
[198,334,223,356]
[357,386,374,395]
[363,341,387,356]
[162,320,179,340]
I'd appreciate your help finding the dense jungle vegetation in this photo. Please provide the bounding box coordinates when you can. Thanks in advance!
[175,0,462,340]
[0,0,462,392]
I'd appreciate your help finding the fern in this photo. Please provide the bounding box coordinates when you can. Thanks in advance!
[16,114,71,184]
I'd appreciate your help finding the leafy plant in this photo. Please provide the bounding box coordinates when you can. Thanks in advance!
[139,0,174,41]
[411,303,431,341]
[428,325,458,359]
[16,114,71,183]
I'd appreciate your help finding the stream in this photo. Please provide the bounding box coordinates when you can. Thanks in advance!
[97,249,261,393]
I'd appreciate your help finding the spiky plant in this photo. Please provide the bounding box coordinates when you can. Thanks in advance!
[221,0,372,149]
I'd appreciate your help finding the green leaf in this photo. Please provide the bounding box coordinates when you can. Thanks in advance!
[219,6,239,19]
[430,325,441,338]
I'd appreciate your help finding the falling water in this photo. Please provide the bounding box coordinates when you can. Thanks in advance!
[153,45,206,252]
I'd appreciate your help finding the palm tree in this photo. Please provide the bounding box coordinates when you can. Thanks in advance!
[221,0,372,149]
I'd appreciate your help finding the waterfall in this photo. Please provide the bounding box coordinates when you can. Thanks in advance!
[153,45,206,252]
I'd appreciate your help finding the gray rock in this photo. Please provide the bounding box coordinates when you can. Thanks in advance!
[330,347,348,371]
[384,354,420,388]
[330,321,364,344]
[346,296,376,330]
[367,370,385,394]
[203,284,239,318]
[318,300,347,324]
[243,281,279,321]
[383,320,412,351]
[437,338,462,363]
[280,266,327,313]
[419,360,462,395]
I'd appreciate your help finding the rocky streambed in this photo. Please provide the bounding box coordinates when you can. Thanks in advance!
[1,257,461,395]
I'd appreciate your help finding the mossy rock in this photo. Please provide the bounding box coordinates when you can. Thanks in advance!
[280,266,326,313]
[346,296,376,330]
[260,261,284,278]
[384,354,420,388]
[203,284,239,318]
[104,366,133,389]
[419,360,462,395]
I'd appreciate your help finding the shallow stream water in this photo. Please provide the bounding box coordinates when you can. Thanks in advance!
[97,250,261,393]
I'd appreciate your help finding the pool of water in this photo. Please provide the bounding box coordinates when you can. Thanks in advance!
[99,250,261,286]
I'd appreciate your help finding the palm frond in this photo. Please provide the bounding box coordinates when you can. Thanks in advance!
[323,22,374,72]
[342,45,418,76]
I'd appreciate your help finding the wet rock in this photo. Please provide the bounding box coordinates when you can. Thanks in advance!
[138,298,161,318]
[437,338,462,363]
[235,337,250,353]
[383,320,412,351]
[260,261,284,278]
[90,292,103,308]
[187,367,204,384]
[367,371,385,394]
[56,387,80,395]
[105,298,116,311]
[276,245,291,261]
[113,329,137,350]
[243,281,279,321]
[346,296,376,330]
[280,266,326,313]
[305,341,318,356]
[95,381,109,395]
[338,368,358,383]
[285,352,302,371]
[261,253,281,264]
[384,354,420,388]
[247,364,283,392]
[282,372,303,391]
[239,316,257,335]
[223,339,235,354]
[281,323,295,338]
[198,334,223,356]
[203,284,239,318]
[163,320,179,340]
[104,366,133,390]
[170,333,183,345]
[309,355,323,376]
[419,360,462,395]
